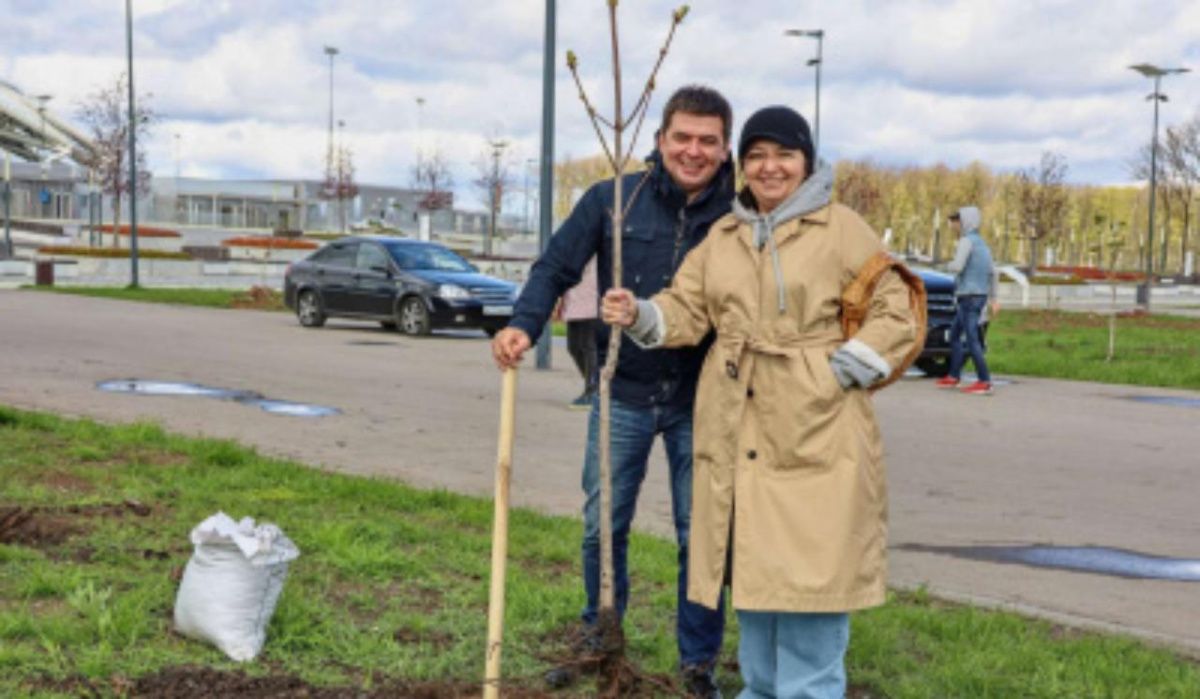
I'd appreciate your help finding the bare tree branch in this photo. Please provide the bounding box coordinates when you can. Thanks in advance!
[619,10,686,172]
[621,170,653,220]
[567,56,617,169]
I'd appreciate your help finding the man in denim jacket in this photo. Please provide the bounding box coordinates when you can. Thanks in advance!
[936,206,1000,395]
[491,85,733,697]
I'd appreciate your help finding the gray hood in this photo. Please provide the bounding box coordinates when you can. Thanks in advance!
[956,206,981,234]
[732,161,834,312]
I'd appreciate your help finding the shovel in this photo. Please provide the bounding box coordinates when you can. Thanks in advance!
[483,367,517,699]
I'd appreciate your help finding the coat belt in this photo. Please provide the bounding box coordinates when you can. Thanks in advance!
[722,331,840,379]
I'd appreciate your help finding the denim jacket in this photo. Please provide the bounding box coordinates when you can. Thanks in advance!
[507,151,735,407]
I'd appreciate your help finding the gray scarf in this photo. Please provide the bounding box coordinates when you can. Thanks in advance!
[732,161,833,312]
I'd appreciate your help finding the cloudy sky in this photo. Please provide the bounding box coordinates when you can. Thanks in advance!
[3,0,1199,210]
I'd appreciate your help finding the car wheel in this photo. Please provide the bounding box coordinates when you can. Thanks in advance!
[397,297,432,336]
[915,356,950,378]
[297,290,326,328]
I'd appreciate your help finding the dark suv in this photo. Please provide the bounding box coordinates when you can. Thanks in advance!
[911,266,987,377]
[284,236,519,336]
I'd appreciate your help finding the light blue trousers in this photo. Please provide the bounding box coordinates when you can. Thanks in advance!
[736,610,850,699]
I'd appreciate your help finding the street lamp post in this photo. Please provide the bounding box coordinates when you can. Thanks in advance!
[784,28,824,157]
[35,95,51,188]
[486,138,509,257]
[324,45,339,188]
[337,119,347,233]
[1129,63,1190,310]
[534,0,556,371]
[125,0,140,287]
[3,152,11,258]
[523,158,536,236]
[415,96,426,155]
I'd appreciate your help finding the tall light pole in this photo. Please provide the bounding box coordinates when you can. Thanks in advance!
[534,0,556,371]
[523,158,536,236]
[125,0,140,287]
[173,132,182,223]
[415,96,426,156]
[1129,63,1190,310]
[337,119,347,233]
[3,152,11,258]
[784,28,824,157]
[34,95,51,185]
[486,138,509,257]
[324,45,339,187]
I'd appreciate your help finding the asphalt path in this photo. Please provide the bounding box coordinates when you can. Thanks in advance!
[3,289,1199,655]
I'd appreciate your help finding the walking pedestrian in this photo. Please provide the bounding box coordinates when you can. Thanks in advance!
[935,206,1000,395]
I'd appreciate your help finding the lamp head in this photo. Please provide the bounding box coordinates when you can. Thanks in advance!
[1129,63,1189,77]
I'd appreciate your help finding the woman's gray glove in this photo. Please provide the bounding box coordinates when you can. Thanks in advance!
[829,347,885,389]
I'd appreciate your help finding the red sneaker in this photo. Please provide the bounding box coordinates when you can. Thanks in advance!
[961,381,993,395]
[934,377,960,389]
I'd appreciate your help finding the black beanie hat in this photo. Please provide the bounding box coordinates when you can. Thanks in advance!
[737,105,815,169]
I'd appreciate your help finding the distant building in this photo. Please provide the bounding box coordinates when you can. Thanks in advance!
[146,176,493,235]
[1,160,84,220]
[1,163,497,238]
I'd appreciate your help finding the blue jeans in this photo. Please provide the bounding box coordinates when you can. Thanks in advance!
[948,294,991,382]
[581,397,725,667]
[736,611,849,699]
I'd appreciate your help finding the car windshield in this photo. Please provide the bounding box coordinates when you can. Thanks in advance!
[385,243,475,272]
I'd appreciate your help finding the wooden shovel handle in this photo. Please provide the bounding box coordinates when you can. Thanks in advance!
[483,367,517,699]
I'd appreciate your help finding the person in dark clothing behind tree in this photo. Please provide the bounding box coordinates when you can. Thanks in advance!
[490,85,735,697]
[560,256,600,409]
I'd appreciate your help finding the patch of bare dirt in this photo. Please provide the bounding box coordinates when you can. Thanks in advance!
[0,500,155,551]
[37,470,96,494]
[231,286,286,311]
[392,626,455,650]
[125,666,552,698]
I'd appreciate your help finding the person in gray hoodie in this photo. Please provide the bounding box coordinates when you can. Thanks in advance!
[938,206,1000,394]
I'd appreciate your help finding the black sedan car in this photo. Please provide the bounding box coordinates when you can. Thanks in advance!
[910,266,988,377]
[284,236,519,336]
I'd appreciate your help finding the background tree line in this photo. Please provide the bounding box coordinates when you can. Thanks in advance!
[547,111,1200,279]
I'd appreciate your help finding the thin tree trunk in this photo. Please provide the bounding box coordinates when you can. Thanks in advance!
[596,0,624,620]
[1179,200,1191,276]
[112,193,122,248]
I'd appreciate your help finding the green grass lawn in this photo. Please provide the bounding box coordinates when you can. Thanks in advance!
[2,406,1198,697]
[25,285,286,312]
[987,310,1200,390]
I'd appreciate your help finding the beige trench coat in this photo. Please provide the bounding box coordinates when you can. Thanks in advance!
[651,202,919,613]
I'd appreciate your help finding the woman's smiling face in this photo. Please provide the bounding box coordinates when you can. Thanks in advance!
[742,139,807,213]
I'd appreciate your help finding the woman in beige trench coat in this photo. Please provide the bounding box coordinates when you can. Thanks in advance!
[603,106,920,699]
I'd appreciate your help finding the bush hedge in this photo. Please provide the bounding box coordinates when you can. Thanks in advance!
[95,224,182,238]
[222,237,319,250]
[36,245,192,260]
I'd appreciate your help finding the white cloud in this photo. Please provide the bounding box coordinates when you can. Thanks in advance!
[3,0,1199,210]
